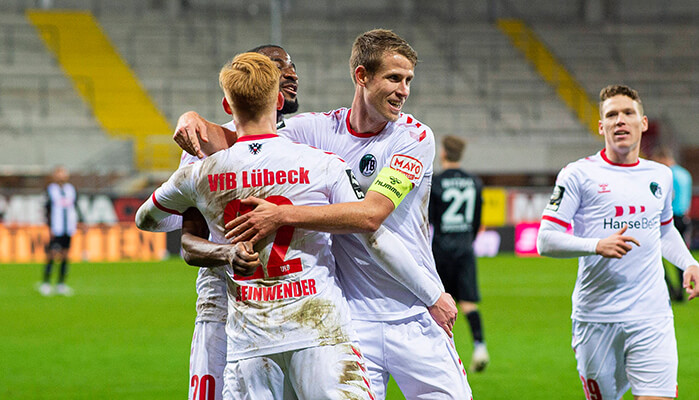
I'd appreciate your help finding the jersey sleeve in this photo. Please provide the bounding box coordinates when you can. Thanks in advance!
[384,124,435,189]
[152,164,198,214]
[540,164,581,229]
[135,165,196,232]
[661,222,699,270]
[660,167,674,225]
[279,112,335,149]
[326,156,366,205]
[537,164,599,257]
[473,176,483,234]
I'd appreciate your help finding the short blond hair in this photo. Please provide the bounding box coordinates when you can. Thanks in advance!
[219,52,281,119]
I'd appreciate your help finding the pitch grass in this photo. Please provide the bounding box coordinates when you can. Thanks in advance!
[1,253,696,399]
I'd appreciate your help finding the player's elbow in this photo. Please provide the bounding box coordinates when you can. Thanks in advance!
[181,248,197,266]
[135,206,157,232]
[134,207,148,230]
[361,216,384,232]
[536,232,552,257]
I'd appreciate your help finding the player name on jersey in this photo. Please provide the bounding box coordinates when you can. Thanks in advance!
[234,278,317,302]
[208,168,310,192]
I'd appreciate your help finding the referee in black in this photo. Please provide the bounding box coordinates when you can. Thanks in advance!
[429,135,489,372]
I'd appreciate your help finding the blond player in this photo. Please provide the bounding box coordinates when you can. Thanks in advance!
[175,29,472,399]
[137,52,454,399]
[537,84,699,400]
[148,45,300,400]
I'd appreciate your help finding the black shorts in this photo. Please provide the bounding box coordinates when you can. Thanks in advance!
[47,235,72,251]
[432,236,480,303]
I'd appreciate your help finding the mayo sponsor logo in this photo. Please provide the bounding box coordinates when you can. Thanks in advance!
[390,154,423,181]
[208,168,310,192]
[235,279,317,302]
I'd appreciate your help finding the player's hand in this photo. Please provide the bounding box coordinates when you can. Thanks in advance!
[428,292,458,338]
[595,226,640,258]
[227,241,261,277]
[225,197,284,244]
[173,111,208,159]
[683,265,699,301]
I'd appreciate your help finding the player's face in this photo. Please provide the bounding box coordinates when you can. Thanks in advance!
[257,47,299,114]
[598,94,648,158]
[363,52,414,122]
[54,167,69,184]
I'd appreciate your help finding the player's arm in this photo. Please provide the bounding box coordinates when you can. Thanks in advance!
[472,179,483,235]
[135,194,184,232]
[135,166,196,232]
[660,221,699,300]
[354,225,457,336]
[225,166,412,243]
[537,221,639,258]
[180,208,260,276]
[173,111,235,159]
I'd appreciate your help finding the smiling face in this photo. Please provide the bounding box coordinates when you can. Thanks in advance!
[598,94,648,163]
[360,51,414,123]
[257,46,299,114]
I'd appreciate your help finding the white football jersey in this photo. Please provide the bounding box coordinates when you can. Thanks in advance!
[281,108,444,321]
[541,150,674,322]
[155,134,365,360]
[181,142,229,324]
[46,182,78,236]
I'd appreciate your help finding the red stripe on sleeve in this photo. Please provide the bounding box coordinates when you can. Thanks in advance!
[661,217,673,226]
[151,192,182,215]
[542,215,570,229]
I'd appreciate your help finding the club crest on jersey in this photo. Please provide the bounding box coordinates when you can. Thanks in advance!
[650,182,662,198]
[390,154,423,181]
[360,154,377,177]
[248,143,263,155]
[545,185,565,211]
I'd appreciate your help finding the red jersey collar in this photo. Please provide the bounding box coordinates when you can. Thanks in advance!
[600,148,639,167]
[345,109,388,138]
[237,133,278,142]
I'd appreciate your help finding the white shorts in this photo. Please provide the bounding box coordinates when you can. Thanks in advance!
[222,342,374,400]
[353,312,472,400]
[189,321,227,400]
[572,317,678,399]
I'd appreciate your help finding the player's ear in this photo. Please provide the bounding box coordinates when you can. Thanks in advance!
[354,66,369,87]
[641,115,649,132]
[222,97,233,115]
[276,91,284,111]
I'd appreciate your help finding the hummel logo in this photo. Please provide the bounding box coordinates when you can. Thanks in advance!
[389,176,400,185]
[598,183,610,193]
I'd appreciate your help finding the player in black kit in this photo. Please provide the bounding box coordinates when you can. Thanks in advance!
[429,135,489,372]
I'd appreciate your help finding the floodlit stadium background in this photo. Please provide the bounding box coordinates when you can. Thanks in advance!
[1,0,697,260]
[0,1,697,399]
